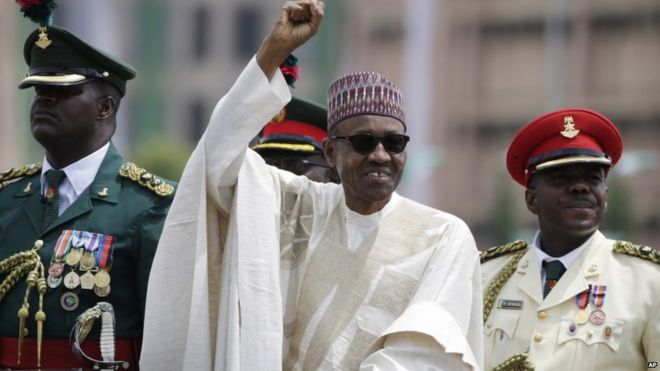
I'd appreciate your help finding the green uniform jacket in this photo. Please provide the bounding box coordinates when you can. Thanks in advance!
[0,143,175,342]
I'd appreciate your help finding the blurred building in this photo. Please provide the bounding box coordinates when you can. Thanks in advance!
[340,0,660,248]
[3,0,659,248]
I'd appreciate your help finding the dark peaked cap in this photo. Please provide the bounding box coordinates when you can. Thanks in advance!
[19,26,136,96]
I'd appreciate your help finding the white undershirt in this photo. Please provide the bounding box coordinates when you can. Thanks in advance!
[344,192,401,252]
[532,230,593,282]
[40,143,110,215]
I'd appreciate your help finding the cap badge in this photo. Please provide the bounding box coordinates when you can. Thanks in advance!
[35,26,52,49]
[272,108,286,123]
[560,115,580,139]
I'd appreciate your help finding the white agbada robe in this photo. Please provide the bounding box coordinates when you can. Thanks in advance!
[141,57,483,370]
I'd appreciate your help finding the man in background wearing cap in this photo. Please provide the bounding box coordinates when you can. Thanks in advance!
[480,108,659,370]
[253,96,339,183]
[0,24,175,369]
[142,0,483,370]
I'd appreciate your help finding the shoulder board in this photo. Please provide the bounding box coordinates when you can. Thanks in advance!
[613,241,659,265]
[0,163,41,191]
[480,240,528,264]
[118,162,174,197]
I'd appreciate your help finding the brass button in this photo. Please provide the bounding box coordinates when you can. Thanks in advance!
[538,311,547,319]
[534,333,543,342]
[486,323,493,329]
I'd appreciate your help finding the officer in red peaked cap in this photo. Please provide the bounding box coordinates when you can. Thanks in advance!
[253,97,339,183]
[506,108,623,187]
[480,108,660,370]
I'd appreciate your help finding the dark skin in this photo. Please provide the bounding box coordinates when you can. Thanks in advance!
[260,150,339,183]
[323,115,407,215]
[525,163,609,257]
[30,81,118,169]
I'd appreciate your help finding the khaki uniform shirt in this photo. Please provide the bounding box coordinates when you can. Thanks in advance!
[482,231,660,370]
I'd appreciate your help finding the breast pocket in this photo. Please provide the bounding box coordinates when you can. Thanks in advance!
[486,309,521,339]
[557,315,624,352]
[485,309,523,367]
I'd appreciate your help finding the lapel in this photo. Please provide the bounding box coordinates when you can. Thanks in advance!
[17,176,43,235]
[516,248,543,305]
[42,143,124,235]
[539,231,608,310]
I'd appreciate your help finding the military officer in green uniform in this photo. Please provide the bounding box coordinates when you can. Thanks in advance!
[0,24,175,369]
[480,108,659,370]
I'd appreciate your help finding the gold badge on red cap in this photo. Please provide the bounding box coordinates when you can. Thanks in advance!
[560,115,580,139]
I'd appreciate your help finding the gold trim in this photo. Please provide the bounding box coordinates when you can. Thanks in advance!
[480,240,528,264]
[613,241,659,264]
[534,156,611,172]
[118,162,174,197]
[0,163,42,183]
[252,142,317,152]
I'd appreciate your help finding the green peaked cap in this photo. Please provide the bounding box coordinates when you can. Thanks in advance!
[19,25,136,96]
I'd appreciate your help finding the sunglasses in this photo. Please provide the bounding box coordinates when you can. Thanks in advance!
[330,133,410,155]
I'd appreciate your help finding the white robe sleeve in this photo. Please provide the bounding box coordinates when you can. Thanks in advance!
[360,219,484,371]
[140,56,290,371]
[199,56,291,210]
[360,332,472,371]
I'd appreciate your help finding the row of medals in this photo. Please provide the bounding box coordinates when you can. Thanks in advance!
[47,247,111,301]
[568,307,611,337]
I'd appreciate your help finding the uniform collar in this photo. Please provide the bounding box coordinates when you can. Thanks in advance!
[40,142,110,197]
[532,230,593,273]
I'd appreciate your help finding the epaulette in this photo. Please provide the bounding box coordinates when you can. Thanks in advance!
[480,240,528,264]
[613,241,659,265]
[118,162,174,197]
[0,163,41,191]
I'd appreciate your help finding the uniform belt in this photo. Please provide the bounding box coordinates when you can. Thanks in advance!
[0,336,141,370]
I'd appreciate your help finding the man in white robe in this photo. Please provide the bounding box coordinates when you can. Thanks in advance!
[141,1,483,370]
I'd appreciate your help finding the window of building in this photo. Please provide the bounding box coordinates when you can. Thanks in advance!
[234,5,263,59]
[192,4,210,60]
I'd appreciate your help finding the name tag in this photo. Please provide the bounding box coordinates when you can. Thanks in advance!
[497,299,523,310]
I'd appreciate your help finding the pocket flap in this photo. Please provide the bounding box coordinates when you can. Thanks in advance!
[557,316,623,351]
[485,309,521,339]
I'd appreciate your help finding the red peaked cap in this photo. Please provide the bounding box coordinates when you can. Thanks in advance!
[253,97,328,153]
[506,108,623,187]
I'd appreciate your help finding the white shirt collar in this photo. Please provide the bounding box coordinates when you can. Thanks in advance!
[532,230,594,270]
[41,142,110,197]
[344,192,401,251]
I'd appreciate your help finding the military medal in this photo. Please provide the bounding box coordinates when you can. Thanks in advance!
[65,248,82,266]
[93,234,115,297]
[60,292,79,311]
[589,284,607,325]
[79,251,96,271]
[80,271,95,290]
[94,284,111,297]
[49,230,74,281]
[567,321,578,336]
[94,269,111,288]
[48,262,64,278]
[47,274,62,288]
[574,285,591,325]
[63,270,80,289]
[604,326,613,338]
